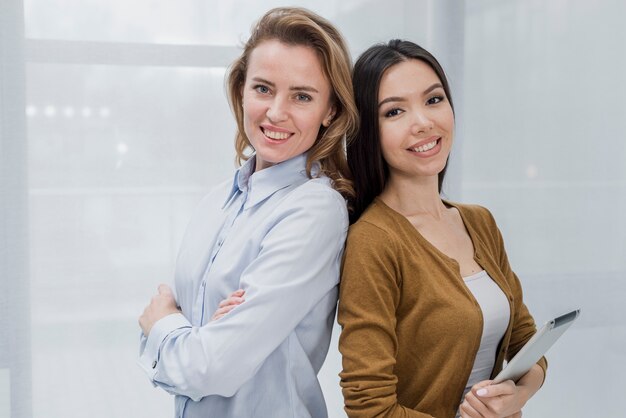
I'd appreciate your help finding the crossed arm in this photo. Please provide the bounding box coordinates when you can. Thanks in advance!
[137,187,348,401]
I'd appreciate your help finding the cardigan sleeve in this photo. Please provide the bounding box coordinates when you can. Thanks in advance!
[485,209,548,379]
[337,222,434,418]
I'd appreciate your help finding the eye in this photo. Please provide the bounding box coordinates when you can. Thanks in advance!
[426,95,445,105]
[254,84,270,94]
[384,108,404,118]
[295,93,312,102]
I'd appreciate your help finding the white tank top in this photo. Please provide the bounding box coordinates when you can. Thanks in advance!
[458,270,510,414]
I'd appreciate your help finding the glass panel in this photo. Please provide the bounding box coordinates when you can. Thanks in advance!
[24,0,339,44]
[27,64,235,189]
[24,0,413,50]
[27,62,235,417]
[463,1,626,417]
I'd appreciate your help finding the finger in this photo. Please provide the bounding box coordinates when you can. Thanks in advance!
[217,297,244,308]
[476,380,515,398]
[230,289,245,297]
[459,399,484,418]
[211,303,243,321]
[218,296,245,308]
[473,380,493,390]
[158,284,173,296]
[138,311,151,335]
[211,306,236,321]
[211,310,222,321]
[464,391,492,417]
[214,304,238,316]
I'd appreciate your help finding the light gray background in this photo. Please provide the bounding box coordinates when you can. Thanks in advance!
[1,0,624,417]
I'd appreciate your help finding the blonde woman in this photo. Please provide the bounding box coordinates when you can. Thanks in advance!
[139,7,357,417]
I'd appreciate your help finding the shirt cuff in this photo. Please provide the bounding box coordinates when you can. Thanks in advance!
[137,313,192,380]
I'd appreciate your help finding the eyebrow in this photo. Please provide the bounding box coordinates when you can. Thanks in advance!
[251,77,319,93]
[378,82,444,108]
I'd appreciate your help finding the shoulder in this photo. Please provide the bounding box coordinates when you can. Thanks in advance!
[292,176,347,209]
[348,199,409,242]
[341,205,402,289]
[293,176,344,200]
[344,203,401,258]
[277,176,349,230]
[450,201,498,230]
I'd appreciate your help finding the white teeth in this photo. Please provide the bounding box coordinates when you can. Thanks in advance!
[412,140,437,153]
[263,129,290,140]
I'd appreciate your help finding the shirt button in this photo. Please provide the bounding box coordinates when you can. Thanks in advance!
[152,360,157,369]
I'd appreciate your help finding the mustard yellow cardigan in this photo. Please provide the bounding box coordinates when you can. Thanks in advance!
[338,198,547,418]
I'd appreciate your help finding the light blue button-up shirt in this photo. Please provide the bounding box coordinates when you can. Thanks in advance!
[139,153,348,418]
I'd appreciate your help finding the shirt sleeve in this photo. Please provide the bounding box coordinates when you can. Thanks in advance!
[485,209,548,380]
[338,223,434,418]
[138,184,348,401]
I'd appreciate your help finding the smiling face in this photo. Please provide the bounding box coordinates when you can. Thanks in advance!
[377,59,454,182]
[241,39,336,172]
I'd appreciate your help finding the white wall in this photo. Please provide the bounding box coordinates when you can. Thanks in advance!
[462,1,626,416]
[1,1,624,417]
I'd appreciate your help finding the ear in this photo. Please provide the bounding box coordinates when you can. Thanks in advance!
[322,105,337,127]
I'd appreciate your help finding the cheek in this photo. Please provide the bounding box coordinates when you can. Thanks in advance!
[296,111,324,139]
[441,108,455,134]
[379,123,398,155]
[242,93,266,120]
[243,101,261,122]
[300,129,321,152]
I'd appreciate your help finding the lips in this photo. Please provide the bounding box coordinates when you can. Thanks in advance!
[407,136,440,151]
[409,139,438,153]
[406,137,442,156]
[261,125,293,141]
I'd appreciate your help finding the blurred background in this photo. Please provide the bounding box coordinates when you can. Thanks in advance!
[1,0,624,417]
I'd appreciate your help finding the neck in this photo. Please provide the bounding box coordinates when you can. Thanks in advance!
[379,173,446,220]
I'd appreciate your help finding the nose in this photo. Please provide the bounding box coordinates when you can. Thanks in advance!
[410,110,434,135]
[266,96,289,123]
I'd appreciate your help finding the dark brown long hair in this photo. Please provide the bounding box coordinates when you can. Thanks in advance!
[347,39,455,223]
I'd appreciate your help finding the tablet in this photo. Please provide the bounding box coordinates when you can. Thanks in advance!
[493,309,580,384]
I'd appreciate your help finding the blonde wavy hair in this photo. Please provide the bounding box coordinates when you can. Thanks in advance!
[227,7,358,201]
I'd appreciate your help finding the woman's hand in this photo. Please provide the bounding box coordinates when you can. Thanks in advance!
[139,284,181,336]
[459,379,524,418]
[211,289,246,321]
[459,364,544,418]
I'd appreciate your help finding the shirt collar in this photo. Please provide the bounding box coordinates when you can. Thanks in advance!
[223,153,311,209]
